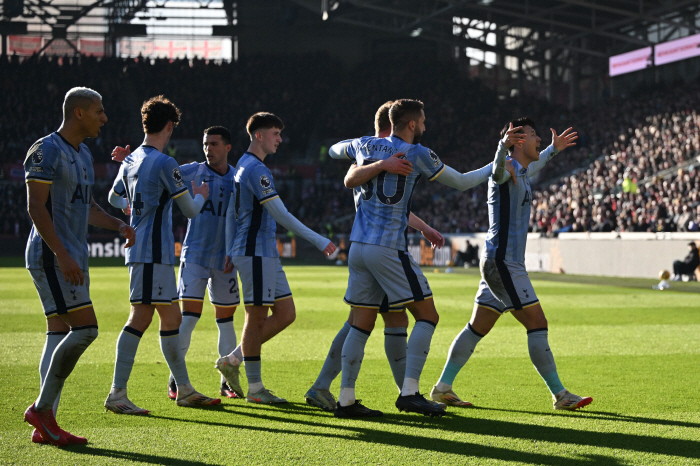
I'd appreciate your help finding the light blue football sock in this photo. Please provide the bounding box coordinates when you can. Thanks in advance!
[438,323,483,386]
[527,328,565,395]
[313,321,351,390]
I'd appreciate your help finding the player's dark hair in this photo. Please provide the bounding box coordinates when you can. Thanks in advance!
[141,95,181,134]
[500,117,537,153]
[374,101,394,135]
[389,99,424,131]
[246,112,284,138]
[204,126,232,145]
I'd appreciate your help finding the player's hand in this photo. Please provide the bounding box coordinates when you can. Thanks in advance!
[192,180,209,200]
[422,227,445,250]
[56,253,84,286]
[502,123,526,149]
[111,145,131,162]
[122,202,131,216]
[223,255,234,274]
[119,222,136,249]
[322,241,337,256]
[551,127,578,152]
[506,159,517,185]
[379,152,413,176]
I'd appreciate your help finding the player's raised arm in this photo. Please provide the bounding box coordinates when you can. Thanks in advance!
[175,180,209,218]
[263,197,336,255]
[493,123,526,184]
[527,127,578,177]
[344,152,412,188]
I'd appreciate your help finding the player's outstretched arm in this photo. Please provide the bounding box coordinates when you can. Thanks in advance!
[527,127,578,177]
[26,181,84,285]
[329,140,354,160]
[344,152,412,188]
[88,199,135,248]
[408,213,444,249]
[175,180,209,219]
[263,197,336,255]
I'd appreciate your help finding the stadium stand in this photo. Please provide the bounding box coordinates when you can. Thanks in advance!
[1,54,699,240]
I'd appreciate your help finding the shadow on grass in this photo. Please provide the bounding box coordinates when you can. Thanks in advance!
[151,404,700,465]
[67,446,223,466]
[473,406,700,429]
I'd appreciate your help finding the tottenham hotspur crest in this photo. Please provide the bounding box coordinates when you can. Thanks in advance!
[172,168,184,188]
[429,149,440,167]
[260,175,271,189]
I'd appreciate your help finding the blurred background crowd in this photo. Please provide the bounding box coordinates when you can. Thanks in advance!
[1,54,699,242]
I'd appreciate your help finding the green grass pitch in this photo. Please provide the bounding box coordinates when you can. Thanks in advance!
[1,265,699,465]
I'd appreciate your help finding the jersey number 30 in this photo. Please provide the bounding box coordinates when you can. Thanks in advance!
[360,173,407,206]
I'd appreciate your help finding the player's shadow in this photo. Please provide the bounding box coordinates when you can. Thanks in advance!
[472,406,700,429]
[66,445,224,466]
[152,408,700,464]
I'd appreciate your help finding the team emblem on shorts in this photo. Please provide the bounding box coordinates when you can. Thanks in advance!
[429,150,440,167]
[260,175,271,189]
[173,168,184,187]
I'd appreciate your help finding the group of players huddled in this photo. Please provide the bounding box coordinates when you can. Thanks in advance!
[23,87,592,447]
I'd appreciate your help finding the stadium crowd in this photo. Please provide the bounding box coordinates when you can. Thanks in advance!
[1,54,699,239]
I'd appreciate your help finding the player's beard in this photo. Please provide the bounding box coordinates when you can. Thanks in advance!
[412,129,423,144]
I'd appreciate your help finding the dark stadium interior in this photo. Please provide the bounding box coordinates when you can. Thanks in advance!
[1,0,700,242]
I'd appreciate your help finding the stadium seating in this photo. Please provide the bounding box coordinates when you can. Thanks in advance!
[1,54,699,239]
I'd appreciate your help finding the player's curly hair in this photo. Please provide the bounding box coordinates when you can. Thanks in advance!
[389,99,424,131]
[374,101,394,135]
[246,112,284,138]
[141,95,181,134]
[500,117,536,153]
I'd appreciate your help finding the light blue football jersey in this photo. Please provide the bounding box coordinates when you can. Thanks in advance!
[484,143,556,262]
[111,145,188,265]
[229,152,280,257]
[179,162,235,269]
[24,133,95,270]
[347,136,445,251]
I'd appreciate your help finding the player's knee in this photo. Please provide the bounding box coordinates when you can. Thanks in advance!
[282,307,296,326]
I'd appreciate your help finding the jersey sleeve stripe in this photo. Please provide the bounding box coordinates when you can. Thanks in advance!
[428,164,446,181]
[259,194,279,205]
[113,188,125,196]
[171,188,188,199]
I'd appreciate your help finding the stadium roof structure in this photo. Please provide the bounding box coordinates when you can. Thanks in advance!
[290,0,700,60]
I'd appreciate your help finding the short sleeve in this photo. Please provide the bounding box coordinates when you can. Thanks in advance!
[24,140,59,184]
[414,146,445,181]
[160,157,188,199]
[111,164,126,196]
[248,165,279,204]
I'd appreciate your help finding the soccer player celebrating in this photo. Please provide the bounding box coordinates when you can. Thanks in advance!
[105,96,221,414]
[216,112,336,404]
[329,99,516,418]
[112,127,241,399]
[304,101,448,412]
[23,87,136,446]
[430,118,593,411]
